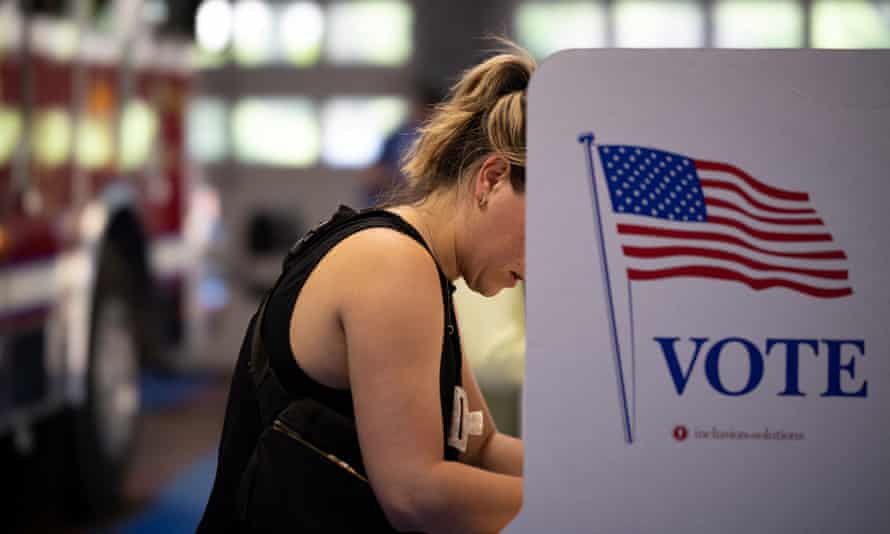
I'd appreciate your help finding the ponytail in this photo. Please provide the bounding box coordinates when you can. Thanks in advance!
[383,40,535,206]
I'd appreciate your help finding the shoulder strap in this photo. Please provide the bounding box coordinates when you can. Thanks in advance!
[247,292,292,427]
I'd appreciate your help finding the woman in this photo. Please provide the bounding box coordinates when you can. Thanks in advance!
[199,44,533,533]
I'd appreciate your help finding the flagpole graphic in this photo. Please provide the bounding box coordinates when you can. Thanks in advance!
[579,132,634,444]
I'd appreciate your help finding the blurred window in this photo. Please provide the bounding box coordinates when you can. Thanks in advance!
[196,0,233,54]
[514,2,607,59]
[142,0,169,26]
[188,97,229,163]
[92,3,114,34]
[32,109,72,168]
[76,116,114,170]
[197,0,327,68]
[280,2,325,67]
[120,99,159,171]
[0,106,21,166]
[325,1,413,66]
[232,0,276,66]
[614,0,704,47]
[231,98,319,167]
[714,1,804,47]
[30,17,78,61]
[0,4,21,54]
[812,1,890,48]
[321,96,408,168]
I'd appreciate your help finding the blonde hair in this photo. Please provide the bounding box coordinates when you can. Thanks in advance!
[384,41,535,206]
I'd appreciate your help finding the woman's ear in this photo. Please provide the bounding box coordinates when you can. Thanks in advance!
[474,155,511,205]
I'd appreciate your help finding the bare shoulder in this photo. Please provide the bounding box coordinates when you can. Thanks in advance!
[332,226,433,265]
[327,226,442,303]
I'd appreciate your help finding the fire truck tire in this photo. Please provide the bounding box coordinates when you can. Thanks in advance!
[65,244,143,519]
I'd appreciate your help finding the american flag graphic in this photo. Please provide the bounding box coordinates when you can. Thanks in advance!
[596,144,852,299]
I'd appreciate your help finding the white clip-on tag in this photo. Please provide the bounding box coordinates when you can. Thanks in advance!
[448,385,484,453]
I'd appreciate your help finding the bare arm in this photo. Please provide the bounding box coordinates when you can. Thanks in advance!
[457,350,524,477]
[474,432,523,477]
[337,229,522,533]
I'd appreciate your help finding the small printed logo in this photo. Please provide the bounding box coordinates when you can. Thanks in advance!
[673,425,689,442]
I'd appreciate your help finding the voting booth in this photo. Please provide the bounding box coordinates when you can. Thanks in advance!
[512,50,889,533]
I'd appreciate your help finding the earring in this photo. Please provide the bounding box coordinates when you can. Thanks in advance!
[478,196,487,209]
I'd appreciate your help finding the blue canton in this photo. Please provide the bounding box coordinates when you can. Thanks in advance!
[597,145,708,222]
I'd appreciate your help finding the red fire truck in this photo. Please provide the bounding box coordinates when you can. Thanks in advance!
[0,1,220,516]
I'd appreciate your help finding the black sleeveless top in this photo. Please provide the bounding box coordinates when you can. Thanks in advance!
[198,206,464,532]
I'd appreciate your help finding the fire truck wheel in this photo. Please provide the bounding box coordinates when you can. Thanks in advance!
[67,245,143,519]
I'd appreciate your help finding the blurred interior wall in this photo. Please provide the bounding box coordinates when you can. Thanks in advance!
[414,0,515,90]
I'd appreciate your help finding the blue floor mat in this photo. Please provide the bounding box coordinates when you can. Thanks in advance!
[101,453,217,534]
[140,372,215,412]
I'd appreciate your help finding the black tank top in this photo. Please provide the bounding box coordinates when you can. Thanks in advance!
[198,205,464,533]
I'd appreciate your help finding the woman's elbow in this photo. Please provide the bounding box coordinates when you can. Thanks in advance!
[375,471,445,532]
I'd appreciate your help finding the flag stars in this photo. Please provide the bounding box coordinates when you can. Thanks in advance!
[602,146,707,222]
